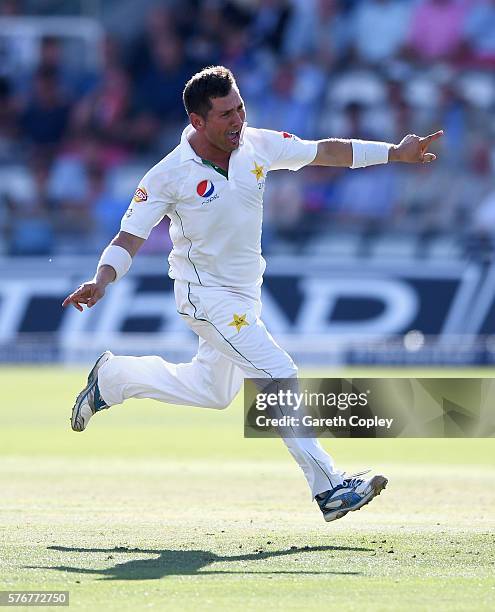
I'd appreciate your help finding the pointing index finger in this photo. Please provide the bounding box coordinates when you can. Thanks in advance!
[62,294,83,311]
[420,130,444,145]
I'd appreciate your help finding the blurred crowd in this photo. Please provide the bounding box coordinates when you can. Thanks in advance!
[1,0,495,258]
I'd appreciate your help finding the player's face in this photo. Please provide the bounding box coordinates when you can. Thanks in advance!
[204,88,246,153]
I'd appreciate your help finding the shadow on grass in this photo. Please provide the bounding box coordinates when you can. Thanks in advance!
[26,544,369,581]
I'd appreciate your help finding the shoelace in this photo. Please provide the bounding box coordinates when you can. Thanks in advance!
[342,469,371,489]
[317,468,373,507]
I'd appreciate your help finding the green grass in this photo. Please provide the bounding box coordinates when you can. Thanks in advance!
[1,367,494,611]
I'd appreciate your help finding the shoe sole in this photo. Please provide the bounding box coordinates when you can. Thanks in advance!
[71,351,112,432]
[324,509,349,522]
[324,475,388,522]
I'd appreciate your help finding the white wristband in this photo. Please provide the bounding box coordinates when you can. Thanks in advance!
[97,245,132,282]
[350,140,391,169]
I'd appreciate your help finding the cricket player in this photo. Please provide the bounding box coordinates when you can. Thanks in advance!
[63,66,442,522]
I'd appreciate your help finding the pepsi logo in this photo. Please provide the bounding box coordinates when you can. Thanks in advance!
[196,180,215,198]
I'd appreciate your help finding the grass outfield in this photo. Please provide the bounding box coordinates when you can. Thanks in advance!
[1,366,494,611]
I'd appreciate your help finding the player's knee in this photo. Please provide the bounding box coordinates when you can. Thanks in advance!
[210,400,231,410]
[207,396,233,410]
[205,387,238,410]
[275,360,298,379]
[254,361,297,381]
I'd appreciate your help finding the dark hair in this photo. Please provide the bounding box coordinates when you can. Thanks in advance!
[183,66,236,119]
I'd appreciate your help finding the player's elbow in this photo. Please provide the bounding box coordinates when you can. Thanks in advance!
[112,231,145,258]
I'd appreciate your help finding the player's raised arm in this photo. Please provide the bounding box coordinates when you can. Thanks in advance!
[309,130,443,168]
[62,231,145,312]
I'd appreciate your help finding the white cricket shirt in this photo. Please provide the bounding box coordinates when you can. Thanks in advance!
[121,124,317,287]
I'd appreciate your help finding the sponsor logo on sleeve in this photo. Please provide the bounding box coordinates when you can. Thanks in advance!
[133,186,148,203]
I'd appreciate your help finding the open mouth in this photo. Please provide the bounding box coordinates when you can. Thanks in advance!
[227,129,241,145]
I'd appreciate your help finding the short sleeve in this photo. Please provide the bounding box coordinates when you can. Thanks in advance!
[120,166,176,239]
[258,129,318,172]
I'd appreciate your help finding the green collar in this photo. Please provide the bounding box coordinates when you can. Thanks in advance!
[201,158,228,179]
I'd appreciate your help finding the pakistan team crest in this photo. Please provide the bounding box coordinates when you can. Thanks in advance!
[228,313,249,333]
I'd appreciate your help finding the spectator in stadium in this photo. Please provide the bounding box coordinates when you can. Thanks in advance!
[350,0,412,65]
[133,34,197,151]
[46,131,126,251]
[71,66,134,154]
[36,35,95,96]
[471,187,495,244]
[5,156,55,256]
[330,164,401,231]
[0,77,20,163]
[263,172,306,247]
[313,0,352,68]
[255,61,323,138]
[0,0,20,15]
[407,0,468,62]
[250,0,292,56]
[181,2,222,68]
[397,162,455,234]
[87,164,130,247]
[0,0,488,260]
[451,141,494,227]
[298,164,343,232]
[434,81,469,166]
[464,0,495,66]
[14,35,97,100]
[126,4,177,81]
[386,78,415,143]
[20,66,72,157]
[219,26,252,74]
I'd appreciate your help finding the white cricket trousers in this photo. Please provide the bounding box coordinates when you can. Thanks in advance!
[98,280,343,497]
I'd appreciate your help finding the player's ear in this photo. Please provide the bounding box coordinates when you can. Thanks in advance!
[190,112,206,132]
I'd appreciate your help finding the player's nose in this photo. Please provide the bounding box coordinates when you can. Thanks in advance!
[231,112,243,129]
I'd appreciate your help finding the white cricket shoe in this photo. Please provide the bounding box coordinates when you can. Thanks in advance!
[71,351,113,432]
[316,470,388,522]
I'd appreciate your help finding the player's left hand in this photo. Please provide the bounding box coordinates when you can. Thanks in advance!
[390,130,444,164]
